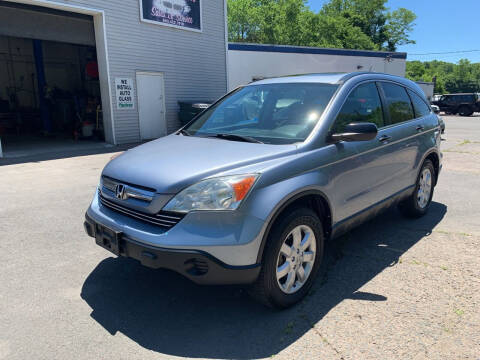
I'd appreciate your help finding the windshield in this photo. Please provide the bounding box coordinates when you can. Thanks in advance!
[184,83,339,144]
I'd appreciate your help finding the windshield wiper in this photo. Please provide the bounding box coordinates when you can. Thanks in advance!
[178,129,191,136]
[210,133,264,144]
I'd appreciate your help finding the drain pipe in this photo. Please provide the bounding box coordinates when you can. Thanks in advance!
[0,137,3,158]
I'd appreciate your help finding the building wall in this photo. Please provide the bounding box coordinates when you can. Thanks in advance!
[4,0,228,144]
[415,81,435,101]
[74,0,228,144]
[228,45,407,91]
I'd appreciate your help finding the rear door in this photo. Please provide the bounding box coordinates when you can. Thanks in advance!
[372,82,419,195]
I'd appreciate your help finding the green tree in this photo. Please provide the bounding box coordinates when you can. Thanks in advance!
[227,0,262,42]
[406,59,480,94]
[383,8,416,51]
[227,0,416,51]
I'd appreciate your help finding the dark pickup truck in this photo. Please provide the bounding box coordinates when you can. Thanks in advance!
[431,93,480,116]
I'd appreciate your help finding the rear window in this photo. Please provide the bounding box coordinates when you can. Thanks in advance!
[408,90,431,118]
[381,82,415,124]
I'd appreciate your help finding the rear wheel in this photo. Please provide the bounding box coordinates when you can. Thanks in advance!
[399,159,435,218]
[249,207,324,308]
[458,105,473,116]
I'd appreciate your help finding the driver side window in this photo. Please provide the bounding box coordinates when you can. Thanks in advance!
[332,82,384,133]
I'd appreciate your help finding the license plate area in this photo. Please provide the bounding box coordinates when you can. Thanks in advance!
[94,223,123,255]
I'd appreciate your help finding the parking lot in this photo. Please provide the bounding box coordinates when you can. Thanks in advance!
[1,115,479,360]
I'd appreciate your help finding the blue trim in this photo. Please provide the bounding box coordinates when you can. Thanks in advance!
[228,43,407,60]
[332,185,415,229]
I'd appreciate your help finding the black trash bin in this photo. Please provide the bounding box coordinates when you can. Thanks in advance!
[178,101,211,126]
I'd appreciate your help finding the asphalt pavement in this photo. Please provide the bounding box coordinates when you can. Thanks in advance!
[1,115,479,359]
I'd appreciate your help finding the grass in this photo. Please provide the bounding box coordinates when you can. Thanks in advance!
[434,229,473,237]
[454,309,465,316]
[410,259,428,267]
[443,149,480,155]
[458,139,471,146]
[284,321,295,335]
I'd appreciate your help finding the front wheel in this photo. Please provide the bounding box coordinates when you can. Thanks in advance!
[248,208,324,308]
[399,159,435,218]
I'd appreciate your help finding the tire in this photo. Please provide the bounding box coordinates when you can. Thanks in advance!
[458,106,473,116]
[248,207,324,309]
[399,159,435,218]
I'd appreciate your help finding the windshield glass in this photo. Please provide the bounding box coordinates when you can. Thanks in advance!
[184,83,339,144]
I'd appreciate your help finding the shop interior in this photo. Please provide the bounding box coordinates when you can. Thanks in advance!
[0,34,105,157]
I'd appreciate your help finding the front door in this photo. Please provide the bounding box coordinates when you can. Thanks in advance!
[328,81,391,222]
[136,72,166,140]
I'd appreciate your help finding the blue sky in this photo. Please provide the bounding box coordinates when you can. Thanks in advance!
[306,0,480,63]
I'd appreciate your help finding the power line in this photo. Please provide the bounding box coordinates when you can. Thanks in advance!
[410,49,480,56]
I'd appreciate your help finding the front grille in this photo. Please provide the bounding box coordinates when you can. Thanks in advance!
[99,193,184,228]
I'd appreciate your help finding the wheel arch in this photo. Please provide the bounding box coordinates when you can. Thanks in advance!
[255,189,333,263]
[424,150,440,186]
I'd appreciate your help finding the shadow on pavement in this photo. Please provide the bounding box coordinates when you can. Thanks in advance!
[0,143,140,166]
[81,202,446,359]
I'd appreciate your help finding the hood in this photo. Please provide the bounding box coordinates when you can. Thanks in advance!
[103,134,297,193]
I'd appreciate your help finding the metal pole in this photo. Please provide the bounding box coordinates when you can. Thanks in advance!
[33,39,52,133]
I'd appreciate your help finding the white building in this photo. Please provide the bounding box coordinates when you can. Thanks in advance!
[0,0,227,154]
[228,43,407,91]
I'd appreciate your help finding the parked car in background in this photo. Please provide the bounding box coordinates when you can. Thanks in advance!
[84,72,442,308]
[431,93,480,116]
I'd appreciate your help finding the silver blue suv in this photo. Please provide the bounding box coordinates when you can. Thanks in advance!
[84,72,442,308]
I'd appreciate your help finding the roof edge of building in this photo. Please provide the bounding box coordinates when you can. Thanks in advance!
[228,43,407,60]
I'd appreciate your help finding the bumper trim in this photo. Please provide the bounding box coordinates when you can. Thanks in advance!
[84,213,261,285]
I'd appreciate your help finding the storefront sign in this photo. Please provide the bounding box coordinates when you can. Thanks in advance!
[115,78,135,110]
[140,0,202,32]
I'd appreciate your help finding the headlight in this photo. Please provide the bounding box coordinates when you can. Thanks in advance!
[163,174,259,213]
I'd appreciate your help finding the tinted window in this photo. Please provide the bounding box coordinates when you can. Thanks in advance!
[408,90,431,118]
[185,83,338,144]
[332,82,383,133]
[381,83,414,124]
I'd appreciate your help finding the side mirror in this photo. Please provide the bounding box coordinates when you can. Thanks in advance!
[330,122,378,142]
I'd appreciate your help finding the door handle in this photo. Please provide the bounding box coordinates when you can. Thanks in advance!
[378,135,392,143]
[416,125,425,132]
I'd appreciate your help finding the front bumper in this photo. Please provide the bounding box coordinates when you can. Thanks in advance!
[84,213,261,285]
[87,189,267,266]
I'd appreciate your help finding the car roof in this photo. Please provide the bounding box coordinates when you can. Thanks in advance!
[247,72,409,86]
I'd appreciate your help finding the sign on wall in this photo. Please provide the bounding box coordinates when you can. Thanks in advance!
[140,0,202,32]
[115,78,135,110]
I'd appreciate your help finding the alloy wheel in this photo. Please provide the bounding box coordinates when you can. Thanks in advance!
[417,168,432,209]
[276,225,316,294]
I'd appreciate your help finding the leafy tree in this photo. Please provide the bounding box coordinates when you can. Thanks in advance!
[384,8,416,51]
[227,0,261,42]
[405,59,480,94]
[228,0,417,51]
